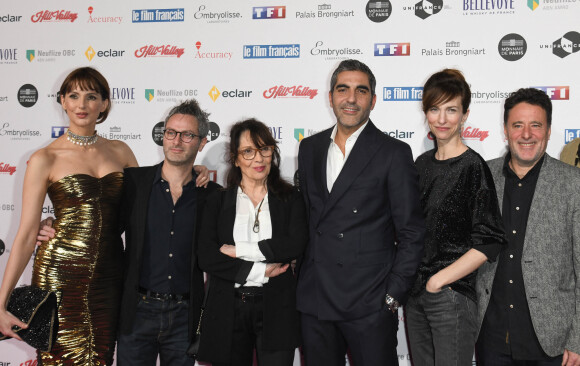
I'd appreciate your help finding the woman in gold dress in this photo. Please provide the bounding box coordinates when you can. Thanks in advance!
[0,67,138,365]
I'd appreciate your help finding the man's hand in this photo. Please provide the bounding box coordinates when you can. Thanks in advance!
[193,165,210,188]
[563,349,580,366]
[220,244,236,258]
[35,217,55,246]
[265,263,289,278]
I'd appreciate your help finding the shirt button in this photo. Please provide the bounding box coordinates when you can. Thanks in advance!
[518,183,522,187]
[170,231,174,235]
[510,254,514,259]
[509,280,513,284]
[168,275,172,280]
[172,209,175,213]
[169,253,173,258]
[512,230,516,234]
[352,208,358,213]
[510,304,514,309]
[515,207,520,210]
[166,188,170,192]
[337,233,344,239]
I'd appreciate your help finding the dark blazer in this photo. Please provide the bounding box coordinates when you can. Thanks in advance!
[477,154,580,356]
[197,187,308,364]
[118,163,220,340]
[296,121,425,321]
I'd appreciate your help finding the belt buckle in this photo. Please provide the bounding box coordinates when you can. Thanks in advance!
[241,293,247,302]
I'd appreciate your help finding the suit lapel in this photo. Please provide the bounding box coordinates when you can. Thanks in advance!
[133,164,159,262]
[321,121,382,219]
[523,155,551,256]
[312,128,332,200]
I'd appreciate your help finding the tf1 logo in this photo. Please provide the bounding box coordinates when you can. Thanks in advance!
[374,43,410,56]
[533,86,569,100]
[253,6,285,19]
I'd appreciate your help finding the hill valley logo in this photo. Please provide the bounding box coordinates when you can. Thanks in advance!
[31,10,78,22]
[0,162,17,175]
[263,85,318,99]
[135,45,185,58]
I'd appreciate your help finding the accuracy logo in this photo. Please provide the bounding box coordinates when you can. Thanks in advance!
[253,6,286,19]
[132,8,184,23]
[533,86,569,100]
[194,42,233,60]
[87,6,123,24]
[375,43,410,56]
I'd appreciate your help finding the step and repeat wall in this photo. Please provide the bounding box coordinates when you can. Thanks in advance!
[1,0,579,365]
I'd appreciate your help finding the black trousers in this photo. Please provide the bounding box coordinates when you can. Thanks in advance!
[300,309,399,366]
[213,289,295,366]
[476,342,563,366]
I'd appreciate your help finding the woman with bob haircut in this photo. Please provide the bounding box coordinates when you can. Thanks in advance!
[197,118,307,366]
[0,67,138,364]
[405,69,506,365]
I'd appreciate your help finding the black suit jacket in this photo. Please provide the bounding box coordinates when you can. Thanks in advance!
[197,187,308,363]
[297,121,425,321]
[118,163,220,340]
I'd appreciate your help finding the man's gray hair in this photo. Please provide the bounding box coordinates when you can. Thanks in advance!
[164,99,210,138]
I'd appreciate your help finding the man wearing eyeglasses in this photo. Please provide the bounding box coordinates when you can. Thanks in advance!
[115,99,220,365]
[38,99,218,365]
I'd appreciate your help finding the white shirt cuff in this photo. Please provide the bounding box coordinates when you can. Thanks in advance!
[236,241,266,262]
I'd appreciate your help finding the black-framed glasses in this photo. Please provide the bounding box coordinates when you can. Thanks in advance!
[163,128,201,143]
[238,146,275,160]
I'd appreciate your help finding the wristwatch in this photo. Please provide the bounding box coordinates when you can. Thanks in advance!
[385,294,400,313]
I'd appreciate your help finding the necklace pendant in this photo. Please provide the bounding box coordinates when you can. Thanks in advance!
[253,221,260,233]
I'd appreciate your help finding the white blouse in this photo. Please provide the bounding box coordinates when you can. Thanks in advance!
[233,187,272,287]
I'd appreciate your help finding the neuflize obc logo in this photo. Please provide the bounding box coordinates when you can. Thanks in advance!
[132,8,184,23]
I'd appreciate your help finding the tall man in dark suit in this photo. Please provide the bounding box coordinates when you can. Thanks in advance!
[476,88,580,366]
[297,59,425,365]
[117,99,219,365]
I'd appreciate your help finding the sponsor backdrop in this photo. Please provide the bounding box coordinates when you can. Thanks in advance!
[1,0,579,365]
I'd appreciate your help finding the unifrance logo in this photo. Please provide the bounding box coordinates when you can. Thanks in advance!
[0,163,17,175]
[565,129,580,144]
[533,86,569,100]
[208,86,252,102]
[383,87,423,101]
[31,10,78,23]
[145,89,154,102]
[243,44,300,59]
[263,85,318,99]
[253,6,286,19]
[414,0,444,19]
[374,43,410,56]
[135,45,185,58]
[528,0,540,10]
[552,31,580,58]
[132,8,184,23]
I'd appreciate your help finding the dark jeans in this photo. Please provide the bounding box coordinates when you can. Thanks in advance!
[117,296,194,366]
[406,288,477,366]
[476,342,563,366]
[300,309,399,366]
[213,290,295,366]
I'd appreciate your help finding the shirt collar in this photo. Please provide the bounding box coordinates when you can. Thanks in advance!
[502,152,545,181]
[154,162,197,187]
[329,120,369,143]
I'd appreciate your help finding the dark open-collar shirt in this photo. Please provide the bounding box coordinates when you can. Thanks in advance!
[140,163,197,295]
[480,153,547,359]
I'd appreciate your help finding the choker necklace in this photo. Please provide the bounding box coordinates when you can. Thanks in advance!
[67,129,98,146]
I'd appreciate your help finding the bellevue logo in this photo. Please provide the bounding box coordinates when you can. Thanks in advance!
[26,50,35,62]
[533,86,569,100]
[374,43,410,56]
[145,89,154,102]
[253,6,286,19]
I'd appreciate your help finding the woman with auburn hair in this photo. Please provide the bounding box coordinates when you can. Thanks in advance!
[405,69,506,365]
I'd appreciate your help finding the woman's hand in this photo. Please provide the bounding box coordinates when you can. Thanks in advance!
[426,274,444,293]
[35,217,55,246]
[220,244,236,258]
[0,308,28,341]
[265,263,289,278]
[194,165,210,188]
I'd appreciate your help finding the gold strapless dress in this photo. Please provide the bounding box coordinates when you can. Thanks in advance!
[32,173,124,365]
